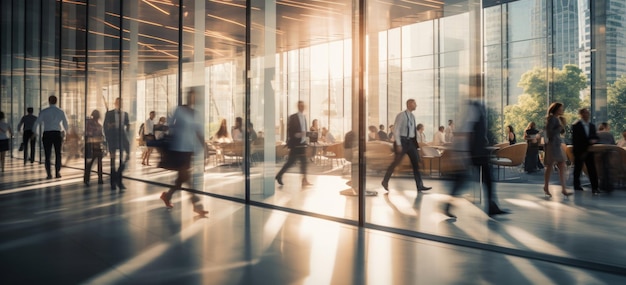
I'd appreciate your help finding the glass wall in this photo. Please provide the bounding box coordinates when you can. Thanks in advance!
[3,0,626,271]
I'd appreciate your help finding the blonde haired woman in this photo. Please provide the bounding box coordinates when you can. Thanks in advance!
[543,102,572,197]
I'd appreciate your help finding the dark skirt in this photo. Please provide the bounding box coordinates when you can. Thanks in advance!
[0,139,9,152]
[159,150,192,171]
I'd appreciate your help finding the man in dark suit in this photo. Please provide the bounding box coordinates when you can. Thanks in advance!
[103,98,130,190]
[275,101,312,187]
[572,108,599,194]
[443,100,507,218]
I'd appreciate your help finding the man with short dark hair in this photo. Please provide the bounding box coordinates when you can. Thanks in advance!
[275,101,312,187]
[104,98,130,190]
[17,107,37,164]
[377,124,388,141]
[572,108,599,194]
[34,96,69,179]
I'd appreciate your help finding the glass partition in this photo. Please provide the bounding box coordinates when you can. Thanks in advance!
[248,0,358,221]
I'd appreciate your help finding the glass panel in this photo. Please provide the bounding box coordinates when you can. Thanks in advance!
[86,0,121,185]
[122,0,179,186]
[249,0,357,221]
[60,0,87,170]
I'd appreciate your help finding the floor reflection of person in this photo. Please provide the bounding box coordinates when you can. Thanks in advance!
[34,95,69,179]
[381,99,431,193]
[275,100,312,187]
[84,110,104,186]
[103,98,130,191]
[159,88,208,216]
[443,100,507,218]
[17,107,37,164]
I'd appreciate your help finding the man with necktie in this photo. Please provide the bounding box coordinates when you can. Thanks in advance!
[381,99,431,192]
[103,98,130,190]
[17,107,38,164]
[572,108,599,194]
[275,100,312,187]
[34,96,69,179]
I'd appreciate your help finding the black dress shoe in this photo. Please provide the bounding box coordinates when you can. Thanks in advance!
[592,189,601,195]
[418,186,432,191]
[275,176,283,186]
[488,209,510,216]
[381,181,389,191]
[574,187,584,191]
[46,175,53,179]
[98,180,104,185]
[55,174,62,178]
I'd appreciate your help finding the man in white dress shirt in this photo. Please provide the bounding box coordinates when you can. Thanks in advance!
[432,126,447,146]
[34,95,69,179]
[381,99,431,192]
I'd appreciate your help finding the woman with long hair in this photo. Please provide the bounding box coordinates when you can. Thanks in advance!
[524,121,543,172]
[214,118,232,143]
[543,102,572,197]
[506,125,516,145]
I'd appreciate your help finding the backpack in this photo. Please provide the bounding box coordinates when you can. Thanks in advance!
[138,123,145,137]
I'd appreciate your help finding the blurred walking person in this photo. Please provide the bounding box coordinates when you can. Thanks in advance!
[141,111,156,166]
[159,89,208,216]
[103,98,130,190]
[275,101,312,187]
[17,107,37,164]
[84,110,104,186]
[34,95,69,179]
[442,100,508,218]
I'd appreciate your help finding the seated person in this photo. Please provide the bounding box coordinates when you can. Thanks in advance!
[432,126,447,146]
[321,127,336,143]
[597,122,616,144]
[417,123,427,144]
[377,124,388,141]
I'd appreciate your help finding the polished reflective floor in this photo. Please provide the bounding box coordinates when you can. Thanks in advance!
[1,158,626,284]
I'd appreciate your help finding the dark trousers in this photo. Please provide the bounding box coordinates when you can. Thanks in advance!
[382,137,424,189]
[573,151,598,190]
[449,160,499,213]
[23,130,35,163]
[42,131,62,176]
[276,146,307,179]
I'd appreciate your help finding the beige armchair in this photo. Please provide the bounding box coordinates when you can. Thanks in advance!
[490,142,528,180]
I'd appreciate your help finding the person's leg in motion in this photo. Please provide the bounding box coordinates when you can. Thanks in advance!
[382,139,407,191]
[42,133,53,178]
[53,133,63,177]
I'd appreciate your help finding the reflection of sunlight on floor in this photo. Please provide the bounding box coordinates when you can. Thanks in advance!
[502,225,571,257]
[504,198,542,209]
[504,255,560,285]
[300,219,340,285]
[367,232,392,285]
[0,177,83,195]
